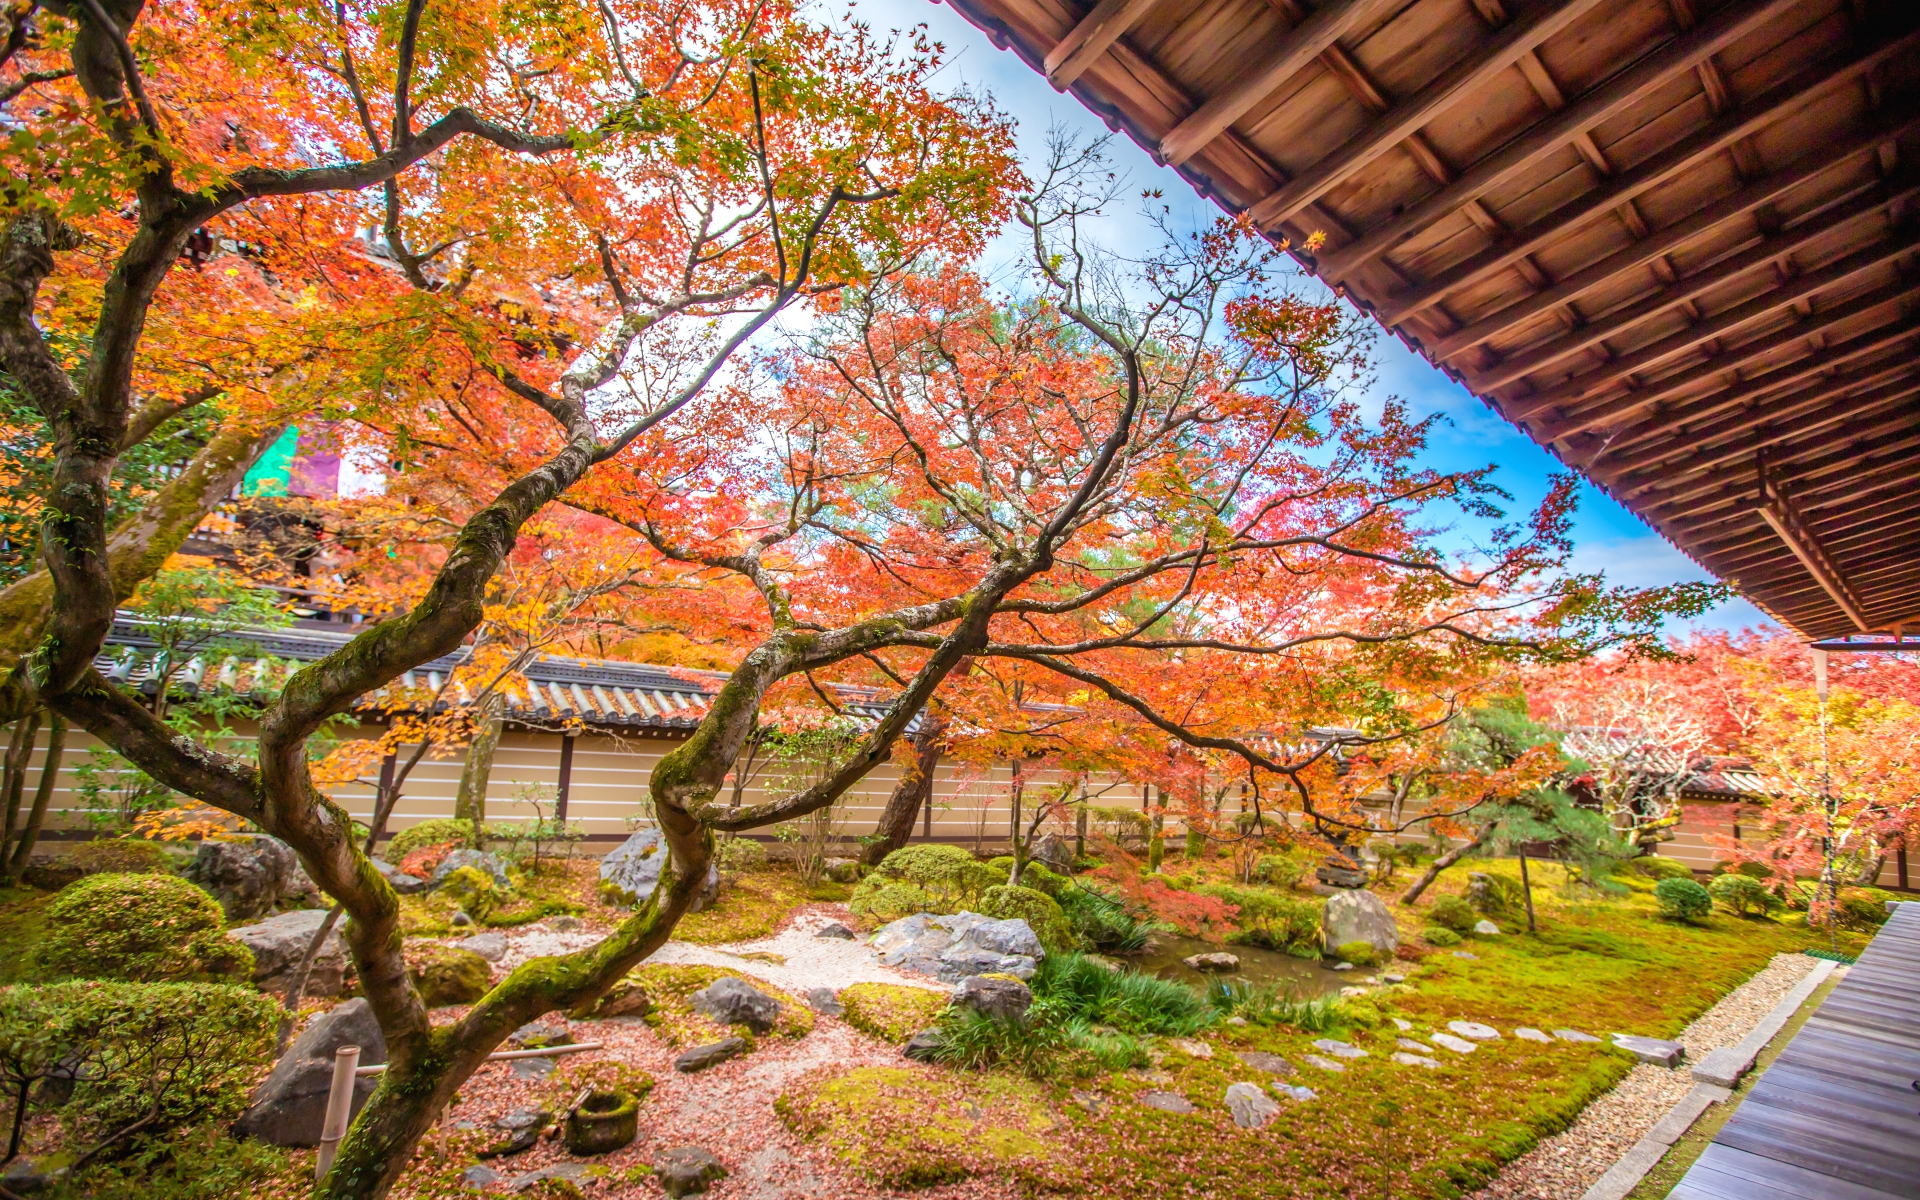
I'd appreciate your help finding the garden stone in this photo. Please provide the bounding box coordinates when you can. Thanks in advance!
[511,1056,555,1080]
[1274,1084,1318,1102]
[549,915,581,931]
[0,1156,66,1195]
[1467,872,1498,912]
[1555,1029,1601,1043]
[1340,986,1372,998]
[691,976,780,1034]
[873,912,1043,982]
[1139,1091,1195,1114]
[1392,1052,1440,1069]
[1398,1038,1435,1053]
[479,1108,552,1158]
[675,1037,748,1072]
[570,976,651,1020]
[451,910,474,927]
[822,857,862,883]
[432,848,513,890]
[234,998,389,1146]
[805,986,843,1016]
[1430,1033,1477,1054]
[814,921,857,939]
[564,1090,640,1154]
[184,834,305,921]
[1321,889,1400,957]
[1612,1034,1685,1067]
[1182,951,1239,972]
[1070,1089,1107,1115]
[370,857,427,895]
[1225,1082,1281,1129]
[1031,832,1075,873]
[1169,1038,1213,1059]
[1311,1038,1368,1058]
[953,974,1032,1023]
[655,1147,727,1198]
[1383,973,1406,984]
[1302,1054,1346,1073]
[461,1165,501,1189]
[1236,1051,1294,1076]
[1515,1027,1551,1043]
[506,1163,588,1194]
[1472,919,1500,935]
[1226,1016,1248,1026]
[412,946,492,1005]
[227,908,349,996]
[1331,962,1354,971]
[1448,1021,1500,1040]
[509,1017,573,1049]
[903,1029,944,1062]
[455,931,510,962]
[598,826,719,910]
[1392,1018,1413,1031]
[1451,951,1478,960]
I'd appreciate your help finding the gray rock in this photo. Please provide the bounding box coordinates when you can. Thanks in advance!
[1447,1021,1500,1040]
[451,910,474,927]
[872,912,1043,983]
[478,1108,551,1158]
[431,848,513,890]
[1467,872,1498,912]
[461,1165,501,1189]
[655,1146,727,1198]
[510,1056,555,1080]
[1311,1038,1368,1059]
[227,908,349,997]
[506,1163,588,1194]
[1235,1051,1294,1077]
[0,1156,66,1195]
[675,1037,748,1073]
[1030,832,1074,873]
[1332,962,1354,971]
[952,974,1032,1023]
[1321,888,1400,957]
[902,1028,944,1062]
[1391,1052,1440,1068]
[234,999,390,1146]
[1225,1081,1281,1129]
[814,921,857,940]
[370,857,427,895]
[1612,1033,1684,1067]
[1430,1033,1477,1054]
[455,931,510,962]
[806,987,843,1017]
[548,915,582,931]
[1138,1090,1195,1114]
[598,826,719,910]
[1451,951,1478,960]
[1515,1027,1552,1043]
[1070,1089,1107,1115]
[184,834,306,921]
[1183,952,1240,972]
[1302,1054,1346,1073]
[1398,1038,1436,1054]
[1392,1018,1413,1031]
[690,976,780,1034]
[509,1017,572,1049]
[822,857,862,884]
[1472,919,1501,936]
[1554,1028,1601,1043]
[1275,1084,1318,1102]
[1382,973,1406,984]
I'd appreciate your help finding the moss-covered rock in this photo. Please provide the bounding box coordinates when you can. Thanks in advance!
[437,864,498,922]
[1332,940,1378,967]
[978,885,1072,952]
[386,818,481,861]
[35,873,253,984]
[408,943,492,1005]
[837,983,951,1043]
[631,963,812,1047]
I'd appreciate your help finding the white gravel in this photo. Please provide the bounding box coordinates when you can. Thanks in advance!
[1472,952,1822,1200]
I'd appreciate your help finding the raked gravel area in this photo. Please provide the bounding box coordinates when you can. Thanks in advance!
[1471,952,1822,1200]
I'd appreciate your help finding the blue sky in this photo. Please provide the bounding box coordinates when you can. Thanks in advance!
[844,0,1769,633]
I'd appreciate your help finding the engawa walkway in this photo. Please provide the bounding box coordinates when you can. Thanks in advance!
[1670,903,1920,1200]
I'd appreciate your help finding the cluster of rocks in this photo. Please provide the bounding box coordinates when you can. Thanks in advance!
[870,912,1045,982]
[674,976,785,1073]
[233,999,388,1146]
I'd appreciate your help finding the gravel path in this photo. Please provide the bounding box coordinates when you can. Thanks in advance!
[1471,952,1820,1200]
[647,913,947,995]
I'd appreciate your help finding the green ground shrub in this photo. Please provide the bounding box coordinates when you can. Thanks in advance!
[849,845,998,920]
[69,1125,293,1200]
[1469,871,1526,918]
[1018,863,1068,897]
[979,885,1072,951]
[1333,940,1378,966]
[1206,980,1344,1032]
[385,817,481,860]
[22,839,175,890]
[1428,895,1479,933]
[717,837,769,872]
[1055,884,1151,954]
[1251,853,1306,888]
[1628,855,1695,881]
[1655,877,1713,924]
[1708,873,1782,917]
[1199,883,1319,951]
[35,873,252,984]
[838,982,951,1042]
[438,864,498,921]
[1421,925,1462,946]
[1834,887,1893,931]
[848,882,936,924]
[1029,952,1214,1036]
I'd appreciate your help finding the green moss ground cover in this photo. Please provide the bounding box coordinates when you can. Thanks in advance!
[838,982,952,1042]
[632,962,814,1048]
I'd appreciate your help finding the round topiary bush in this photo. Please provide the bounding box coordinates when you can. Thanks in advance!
[717,837,769,872]
[35,873,253,984]
[849,845,999,921]
[848,882,936,924]
[1428,895,1478,933]
[979,885,1072,951]
[1655,876,1713,924]
[1421,926,1461,947]
[1709,873,1781,917]
[386,818,481,862]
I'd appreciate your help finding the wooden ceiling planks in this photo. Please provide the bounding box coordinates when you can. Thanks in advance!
[940,0,1920,639]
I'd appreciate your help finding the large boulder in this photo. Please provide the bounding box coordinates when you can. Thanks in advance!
[597,827,719,911]
[234,999,389,1146]
[1030,833,1075,873]
[430,848,512,890]
[872,912,1043,983]
[227,909,349,997]
[183,835,308,921]
[952,974,1032,1023]
[1321,889,1400,957]
[689,977,780,1034]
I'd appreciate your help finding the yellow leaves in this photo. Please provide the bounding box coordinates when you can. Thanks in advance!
[134,803,247,842]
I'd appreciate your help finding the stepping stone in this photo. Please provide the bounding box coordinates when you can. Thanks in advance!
[1611,1034,1685,1067]
[1170,1038,1213,1059]
[1340,986,1372,998]
[1302,1055,1347,1073]
[1070,1089,1106,1116]
[510,1056,555,1080]
[1392,1017,1412,1031]
[507,1163,588,1193]
[1383,974,1406,984]
[1452,951,1478,960]
[1472,919,1500,935]
[1397,1038,1435,1054]
[462,1165,501,1188]
[1139,1091,1195,1114]
[1447,1021,1501,1040]
[1515,1027,1552,1043]
[1554,1029,1601,1043]
[1311,1038,1369,1058]
[1332,962,1355,971]
[806,987,842,1017]
[1430,1033,1477,1054]
[655,1147,727,1198]
[1272,1084,1318,1102]
[1391,1052,1440,1069]
[1235,1051,1295,1077]
[675,1037,748,1073]
[1225,1082,1281,1129]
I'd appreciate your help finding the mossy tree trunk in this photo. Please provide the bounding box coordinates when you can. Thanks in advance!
[453,695,504,838]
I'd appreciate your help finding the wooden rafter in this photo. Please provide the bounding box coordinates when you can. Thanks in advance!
[1045,0,1163,89]
[1755,461,1872,630]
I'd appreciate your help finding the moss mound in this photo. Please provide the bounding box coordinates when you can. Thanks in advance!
[979,885,1072,951]
[838,982,950,1042]
[23,839,175,890]
[36,873,252,984]
[631,963,812,1047]
[849,845,998,923]
[408,943,492,1005]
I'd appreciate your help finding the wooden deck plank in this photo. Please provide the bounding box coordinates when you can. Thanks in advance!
[1671,1144,1910,1200]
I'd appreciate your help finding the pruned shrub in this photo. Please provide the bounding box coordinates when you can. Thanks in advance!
[1833,887,1893,931]
[1709,873,1782,917]
[849,845,997,920]
[838,982,951,1042]
[22,839,174,890]
[1655,877,1712,924]
[1018,863,1068,898]
[717,837,769,872]
[386,818,482,861]
[1251,853,1305,888]
[1428,895,1478,934]
[1421,926,1461,947]
[35,873,252,984]
[1199,884,1319,952]
[979,885,1072,951]
[1629,855,1694,881]
[848,882,936,924]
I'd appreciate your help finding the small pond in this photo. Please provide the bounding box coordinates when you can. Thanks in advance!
[1124,935,1346,995]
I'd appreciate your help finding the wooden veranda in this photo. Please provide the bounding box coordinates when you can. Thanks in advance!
[937,0,1920,639]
